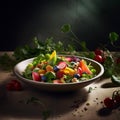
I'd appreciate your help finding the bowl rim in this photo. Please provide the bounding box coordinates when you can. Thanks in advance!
[13,55,104,86]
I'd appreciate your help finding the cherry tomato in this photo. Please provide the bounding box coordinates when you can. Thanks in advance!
[104,97,115,108]
[57,62,67,69]
[94,55,103,63]
[56,71,64,79]
[94,48,103,55]
[32,72,41,81]
[77,67,82,76]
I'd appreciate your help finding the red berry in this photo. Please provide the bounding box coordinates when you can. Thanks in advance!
[6,80,22,91]
[6,83,14,91]
[104,97,115,108]
[94,55,103,63]
[14,82,22,90]
[94,49,103,55]
[56,71,64,79]
[11,80,20,86]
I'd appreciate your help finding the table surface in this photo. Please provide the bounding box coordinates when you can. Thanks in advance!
[0,52,120,120]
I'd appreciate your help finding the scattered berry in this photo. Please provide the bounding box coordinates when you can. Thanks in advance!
[6,80,22,91]
[104,97,114,109]
[103,90,120,109]
[94,55,103,63]
[94,49,103,55]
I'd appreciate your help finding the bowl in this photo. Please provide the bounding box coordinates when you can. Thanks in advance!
[13,55,104,92]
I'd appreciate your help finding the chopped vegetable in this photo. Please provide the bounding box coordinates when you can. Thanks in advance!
[79,59,92,74]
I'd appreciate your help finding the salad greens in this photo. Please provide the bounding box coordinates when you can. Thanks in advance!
[23,50,96,83]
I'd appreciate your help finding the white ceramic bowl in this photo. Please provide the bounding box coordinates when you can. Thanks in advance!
[13,56,104,92]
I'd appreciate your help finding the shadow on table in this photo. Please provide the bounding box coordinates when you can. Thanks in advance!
[101,82,120,88]
[97,107,112,117]
[94,77,120,88]
[0,84,89,119]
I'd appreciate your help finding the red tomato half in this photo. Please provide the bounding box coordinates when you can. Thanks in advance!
[57,62,67,69]
[32,72,41,81]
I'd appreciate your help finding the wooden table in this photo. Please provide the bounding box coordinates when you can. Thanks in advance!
[0,52,120,120]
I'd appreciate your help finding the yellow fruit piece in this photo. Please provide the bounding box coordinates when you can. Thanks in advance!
[49,50,56,60]
[46,65,53,72]
[38,69,46,74]
[48,50,57,65]
[63,67,75,76]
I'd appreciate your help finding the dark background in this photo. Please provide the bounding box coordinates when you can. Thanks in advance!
[1,0,120,51]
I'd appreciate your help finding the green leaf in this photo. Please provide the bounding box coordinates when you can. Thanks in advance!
[111,75,120,85]
[61,24,71,33]
[0,53,17,71]
[45,71,56,82]
[80,41,88,51]
[33,37,44,49]
[109,32,119,44]
[88,52,95,59]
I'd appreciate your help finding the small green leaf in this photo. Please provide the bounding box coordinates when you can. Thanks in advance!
[111,75,120,85]
[61,24,71,33]
[109,32,119,44]
[88,52,95,59]
[88,87,93,93]
[80,41,87,51]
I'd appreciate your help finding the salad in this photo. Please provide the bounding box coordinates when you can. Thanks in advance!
[23,50,97,84]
